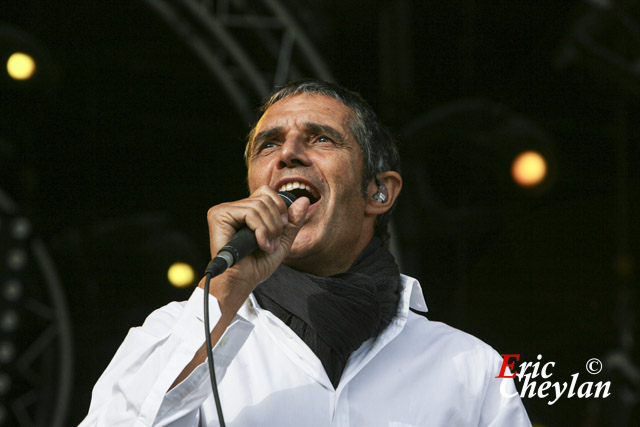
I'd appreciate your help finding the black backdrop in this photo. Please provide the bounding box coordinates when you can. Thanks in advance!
[1,1,639,426]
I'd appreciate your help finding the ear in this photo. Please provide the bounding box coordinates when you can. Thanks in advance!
[365,171,402,217]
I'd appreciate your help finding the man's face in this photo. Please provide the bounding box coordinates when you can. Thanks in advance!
[247,93,369,274]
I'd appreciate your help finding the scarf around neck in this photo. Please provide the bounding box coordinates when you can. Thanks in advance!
[253,237,401,388]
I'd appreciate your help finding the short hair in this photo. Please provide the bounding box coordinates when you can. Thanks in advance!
[244,78,401,245]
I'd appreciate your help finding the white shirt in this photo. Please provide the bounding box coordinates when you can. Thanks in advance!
[80,275,531,426]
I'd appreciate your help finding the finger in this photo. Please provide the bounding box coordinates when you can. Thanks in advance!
[207,201,274,256]
[246,196,287,252]
[221,196,309,289]
[288,196,310,227]
[207,188,290,257]
[276,196,310,252]
[208,203,239,256]
[253,185,289,214]
[223,194,286,253]
[248,187,290,249]
[243,210,277,253]
[253,186,289,229]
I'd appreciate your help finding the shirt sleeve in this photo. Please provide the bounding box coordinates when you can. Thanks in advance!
[79,287,254,427]
[479,350,532,427]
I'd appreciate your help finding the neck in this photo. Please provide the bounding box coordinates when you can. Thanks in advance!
[284,233,373,277]
[284,257,351,277]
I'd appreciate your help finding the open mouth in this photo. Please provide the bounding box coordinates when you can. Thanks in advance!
[278,181,320,205]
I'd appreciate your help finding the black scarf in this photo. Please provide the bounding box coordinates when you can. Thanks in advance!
[253,237,401,388]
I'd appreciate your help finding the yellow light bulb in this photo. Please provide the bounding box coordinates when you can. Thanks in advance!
[167,262,196,288]
[7,52,36,80]
[511,150,547,187]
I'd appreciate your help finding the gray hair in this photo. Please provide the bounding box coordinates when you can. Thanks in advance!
[244,79,401,245]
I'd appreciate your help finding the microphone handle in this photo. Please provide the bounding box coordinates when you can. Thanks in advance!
[219,227,257,265]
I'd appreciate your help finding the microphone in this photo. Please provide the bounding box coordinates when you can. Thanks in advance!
[204,191,297,277]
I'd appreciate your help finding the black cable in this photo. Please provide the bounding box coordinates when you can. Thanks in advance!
[201,191,297,426]
[203,272,226,427]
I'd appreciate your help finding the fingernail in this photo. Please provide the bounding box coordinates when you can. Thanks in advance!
[265,239,273,252]
[273,236,281,250]
[281,214,288,225]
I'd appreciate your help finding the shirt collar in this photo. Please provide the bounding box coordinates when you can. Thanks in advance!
[400,274,428,314]
[407,275,428,313]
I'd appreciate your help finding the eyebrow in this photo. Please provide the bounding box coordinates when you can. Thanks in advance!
[304,122,346,144]
[253,126,283,148]
[251,121,348,155]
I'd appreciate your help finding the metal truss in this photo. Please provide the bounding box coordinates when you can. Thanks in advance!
[0,189,73,427]
[143,0,334,122]
[556,0,640,92]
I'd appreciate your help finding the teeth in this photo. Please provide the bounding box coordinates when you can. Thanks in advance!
[278,181,314,195]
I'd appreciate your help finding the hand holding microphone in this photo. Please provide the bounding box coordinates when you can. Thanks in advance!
[202,186,310,298]
[205,190,299,276]
[199,187,309,426]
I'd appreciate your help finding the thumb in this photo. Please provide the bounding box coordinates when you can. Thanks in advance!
[279,196,310,248]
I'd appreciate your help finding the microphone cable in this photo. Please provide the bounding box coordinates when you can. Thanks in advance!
[202,191,297,426]
[203,271,226,426]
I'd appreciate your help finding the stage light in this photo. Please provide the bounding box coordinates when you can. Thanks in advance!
[0,342,15,364]
[0,311,19,333]
[511,150,548,188]
[167,262,196,288]
[6,248,27,271]
[6,52,36,80]
[10,217,31,240]
[2,280,23,302]
[0,372,10,395]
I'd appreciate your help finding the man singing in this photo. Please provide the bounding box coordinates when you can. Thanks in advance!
[81,79,530,426]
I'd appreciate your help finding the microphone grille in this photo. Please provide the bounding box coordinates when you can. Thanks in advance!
[277,191,297,207]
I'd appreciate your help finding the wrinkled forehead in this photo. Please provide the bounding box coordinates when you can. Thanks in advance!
[245,93,357,159]
[260,94,353,131]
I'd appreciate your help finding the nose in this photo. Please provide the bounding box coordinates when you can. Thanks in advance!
[278,137,311,169]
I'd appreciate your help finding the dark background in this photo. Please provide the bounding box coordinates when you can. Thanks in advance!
[1,1,639,426]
